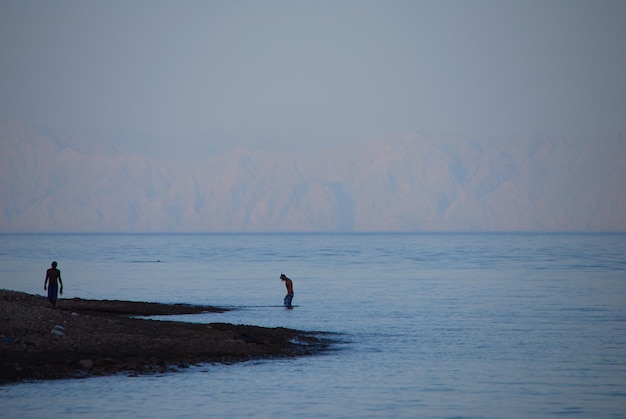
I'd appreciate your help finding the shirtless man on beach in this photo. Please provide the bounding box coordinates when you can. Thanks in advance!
[44,261,63,308]
[280,273,294,309]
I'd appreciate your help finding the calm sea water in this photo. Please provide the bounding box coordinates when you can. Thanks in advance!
[1,233,625,418]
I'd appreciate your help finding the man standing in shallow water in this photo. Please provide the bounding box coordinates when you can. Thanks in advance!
[280,273,294,309]
[44,261,63,308]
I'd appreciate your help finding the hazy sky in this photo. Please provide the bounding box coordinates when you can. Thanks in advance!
[1,0,625,151]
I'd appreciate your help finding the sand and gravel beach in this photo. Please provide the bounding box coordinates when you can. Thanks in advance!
[0,289,329,384]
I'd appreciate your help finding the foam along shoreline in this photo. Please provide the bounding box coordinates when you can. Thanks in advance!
[0,289,331,384]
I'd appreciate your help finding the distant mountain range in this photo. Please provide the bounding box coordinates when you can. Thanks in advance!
[1,120,625,232]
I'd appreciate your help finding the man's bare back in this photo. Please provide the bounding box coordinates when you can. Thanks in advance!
[284,277,293,294]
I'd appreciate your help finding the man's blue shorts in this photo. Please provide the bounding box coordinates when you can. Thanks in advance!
[284,293,294,308]
[47,285,58,302]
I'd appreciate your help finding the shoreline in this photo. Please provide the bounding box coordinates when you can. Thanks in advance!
[0,289,331,385]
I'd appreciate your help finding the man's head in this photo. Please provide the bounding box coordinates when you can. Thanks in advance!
[280,273,287,281]
[51,261,57,268]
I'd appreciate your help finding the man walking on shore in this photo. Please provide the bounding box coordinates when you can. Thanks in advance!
[44,261,63,308]
[280,273,294,309]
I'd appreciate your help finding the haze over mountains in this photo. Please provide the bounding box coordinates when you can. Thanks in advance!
[1,120,625,232]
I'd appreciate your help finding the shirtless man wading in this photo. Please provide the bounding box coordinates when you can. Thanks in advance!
[280,273,294,309]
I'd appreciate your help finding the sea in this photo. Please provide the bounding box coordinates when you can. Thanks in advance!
[1,233,625,418]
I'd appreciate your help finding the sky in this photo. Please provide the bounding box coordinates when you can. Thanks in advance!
[1,0,625,152]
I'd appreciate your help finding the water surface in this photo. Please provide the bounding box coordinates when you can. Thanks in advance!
[1,233,625,418]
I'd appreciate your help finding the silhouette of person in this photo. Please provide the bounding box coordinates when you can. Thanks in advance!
[280,273,294,309]
[44,261,63,308]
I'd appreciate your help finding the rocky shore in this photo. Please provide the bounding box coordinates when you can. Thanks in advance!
[0,289,330,385]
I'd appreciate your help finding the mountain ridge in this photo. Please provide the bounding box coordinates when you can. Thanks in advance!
[2,120,625,232]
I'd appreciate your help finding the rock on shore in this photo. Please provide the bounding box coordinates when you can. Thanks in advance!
[0,289,329,384]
